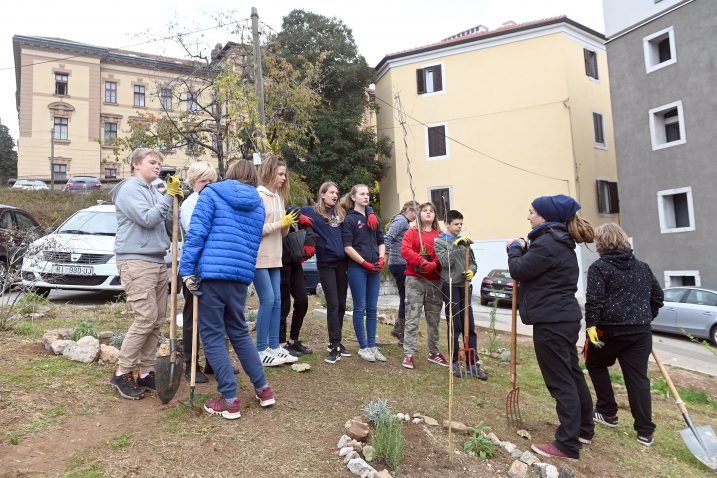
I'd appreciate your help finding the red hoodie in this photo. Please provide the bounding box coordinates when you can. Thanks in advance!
[401,228,442,280]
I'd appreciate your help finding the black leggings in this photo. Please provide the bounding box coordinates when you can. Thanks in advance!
[318,259,348,348]
[280,261,309,343]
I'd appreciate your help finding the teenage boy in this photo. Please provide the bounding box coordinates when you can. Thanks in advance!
[180,171,276,419]
[434,210,487,380]
[109,148,183,400]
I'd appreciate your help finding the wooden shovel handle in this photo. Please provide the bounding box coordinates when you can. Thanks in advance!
[652,347,688,415]
[464,246,470,349]
[169,196,179,346]
[191,294,199,387]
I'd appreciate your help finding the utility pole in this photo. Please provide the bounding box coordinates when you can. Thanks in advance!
[50,127,55,191]
[251,6,266,155]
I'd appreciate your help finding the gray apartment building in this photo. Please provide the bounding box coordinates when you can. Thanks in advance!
[602,0,716,288]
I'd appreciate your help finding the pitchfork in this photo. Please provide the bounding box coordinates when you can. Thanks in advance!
[457,246,478,377]
[506,280,522,425]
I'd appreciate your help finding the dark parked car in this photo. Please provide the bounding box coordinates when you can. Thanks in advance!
[302,255,320,293]
[64,176,102,192]
[480,269,514,305]
[0,204,43,286]
[651,287,717,345]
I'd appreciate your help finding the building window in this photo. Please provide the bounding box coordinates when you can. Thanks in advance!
[643,26,676,73]
[53,117,68,140]
[133,85,145,107]
[429,187,451,221]
[416,64,443,94]
[187,91,198,112]
[657,187,695,233]
[104,168,117,179]
[160,87,172,110]
[53,163,67,181]
[596,180,619,214]
[664,271,700,288]
[104,122,117,145]
[593,112,605,147]
[583,49,598,79]
[105,81,117,103]
[187,135,201,155]
[55,73,68,96]
[425,123,448,159]
[649,100,685,150]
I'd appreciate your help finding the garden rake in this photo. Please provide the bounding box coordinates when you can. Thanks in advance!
[506,280,522,425]
[457,246,477,378]
[180,292,203,412]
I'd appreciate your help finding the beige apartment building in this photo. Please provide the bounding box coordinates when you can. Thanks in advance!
[375,17,620,240]
[12,35,216,182]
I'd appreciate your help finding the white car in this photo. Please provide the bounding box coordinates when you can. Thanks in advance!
[21,204,181,295]
[13,179,49,190]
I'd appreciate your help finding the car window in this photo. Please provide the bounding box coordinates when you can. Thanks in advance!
[0,211,12,229]
[57,211,117,235]
[663,288,686,303]
[15,212,40,232]
[489,269,511,279]
[685,290,717,307]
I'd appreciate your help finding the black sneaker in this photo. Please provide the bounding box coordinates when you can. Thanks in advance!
[338,344,352,357]
[325,347,341,364]
[284,342,305,357]
[594,411,619,428]
[137,371,156,391]
[111,371,145,400]
[637,433,655,447]
[469,364,488,381]
[293,340,313,355]
[184,365,209,384]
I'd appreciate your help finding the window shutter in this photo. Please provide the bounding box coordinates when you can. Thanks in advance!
[433,65,443,92]
[608,182,620,213]
[416,68,426,94]
[428,126,446,157]
[584,49,590,76]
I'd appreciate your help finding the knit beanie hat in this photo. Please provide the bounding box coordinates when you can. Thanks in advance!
[531,194,581,223]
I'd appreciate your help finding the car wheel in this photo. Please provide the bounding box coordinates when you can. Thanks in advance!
[34,287,51,298]
[480,298,488,306]
[711,325,717,347]
[0,259,8,292]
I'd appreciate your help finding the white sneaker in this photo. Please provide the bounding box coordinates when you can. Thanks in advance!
[371,347,386,362]
[358,348,376,362]
[274,346,298,364]
[259,348,284,367]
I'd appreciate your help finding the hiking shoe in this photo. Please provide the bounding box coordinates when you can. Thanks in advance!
[137,371,156,391]
[402,355,415,369]
[637,433,655,447]
[110,371,145,400]
[594,411,619,428]
[531,443,577,460]
[468,364,488,381]
[184,365,209,384]
[579,436,592,445]
[275,346,299,363]
[325,347,341,364]
[358,348,376,362]
[427,352,450,367]
[255,386,276,407]
[371,347,386,362]
[339,344,352,357]
[204,397,241,419]
[259,348,284,367]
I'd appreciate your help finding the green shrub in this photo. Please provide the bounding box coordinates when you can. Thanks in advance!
[71,320,98,341]
[16,292,50,315]
[371,415,404,470]
[109,332,126,349]
[609,370,625,385]
[246,310,258,322]
[463,433,494,460]
[362,399,391,425]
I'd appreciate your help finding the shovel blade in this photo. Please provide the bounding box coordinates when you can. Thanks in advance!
[155,355,184,404]
[680,425,717,471]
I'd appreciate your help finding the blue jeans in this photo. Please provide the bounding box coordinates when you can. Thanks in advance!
[254,267,281,351]
[198,280,267,398]
[347,264,381,349]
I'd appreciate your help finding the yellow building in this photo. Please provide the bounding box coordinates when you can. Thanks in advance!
[12,35,216,183]
[375,17,619,239]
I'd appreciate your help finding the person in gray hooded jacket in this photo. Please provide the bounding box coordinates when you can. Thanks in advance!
[108,148,183,400]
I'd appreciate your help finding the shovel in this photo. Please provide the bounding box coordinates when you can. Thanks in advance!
[506,280,522,425]
[155,195,184,404]
[180,292,203,410]
[457,246,477,377]
[652,348,717,470]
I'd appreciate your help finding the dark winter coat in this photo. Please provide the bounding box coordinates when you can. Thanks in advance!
[507,223,581,325]
[300,206,345,264]
[342,209,384,267]
[281,210,318,265]
[584,249,664,330]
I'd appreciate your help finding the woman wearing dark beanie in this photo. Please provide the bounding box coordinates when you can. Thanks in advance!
[506,194,595,460]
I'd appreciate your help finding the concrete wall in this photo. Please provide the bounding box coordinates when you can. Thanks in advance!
[603,0,686,38]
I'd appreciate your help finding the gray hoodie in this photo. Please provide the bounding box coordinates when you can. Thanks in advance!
[110,177,173,263]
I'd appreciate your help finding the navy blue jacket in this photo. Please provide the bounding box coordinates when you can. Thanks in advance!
[300,206,346,264]
[179,180,264,284]
[342,209,384,267]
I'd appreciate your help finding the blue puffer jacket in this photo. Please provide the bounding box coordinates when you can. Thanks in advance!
[179,180,265,284]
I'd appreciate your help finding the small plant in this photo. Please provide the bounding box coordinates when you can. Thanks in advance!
[245,310,258,322]
[652,378,669,397]
[71,320,98,341]
[463,433,494,460]
[609,370,625,385]
[684,330,717,359]
[110,332,126,349]
[467,420,491,435]
[487,295,499,353]
[15,292,50,315]
[109,432,133,450]
[362,399,391,425]
[371,415,405,470]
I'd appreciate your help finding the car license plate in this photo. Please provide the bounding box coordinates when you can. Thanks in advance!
[51,265,94,276]
[496,292,506,298]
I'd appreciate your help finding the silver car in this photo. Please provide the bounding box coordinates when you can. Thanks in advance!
[651,287,717,345]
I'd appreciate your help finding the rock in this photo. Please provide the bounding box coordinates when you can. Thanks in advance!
[423,416,439,427]
[337,435,352,449]
[378,314,395,325]
[363,445,375,462]
[374,470,393,478]
[98,331,113,343]
[248,321,256,333]
[50,339,75,355]
[442,420,468,433]
[558,466,576,478]
[516,429,532,440]
[412,417,424,424]
[344,450,359,464]
[412,412,424,419]
[545,465,559,478]
[396,413,405,420]
[350,440,363,453]
[534,463,559,478]
[511,448,524,458]
[519,450,537,466]
[156,343,170,357]
[501,441,517,453]
[63,337,100,363]
[507,460,529,478]
[339,446,354,457]
[290,363,311,372]
[99,344,120,364]
[345,419,370,442]
[403,414,410,421]
[347,457,374,476]
[500,349,511,362]
[486,432,502,445]
[42,328,72,351]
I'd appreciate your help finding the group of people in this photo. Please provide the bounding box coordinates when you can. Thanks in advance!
[109,147,665,457]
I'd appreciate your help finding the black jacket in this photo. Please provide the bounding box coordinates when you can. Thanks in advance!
[342,209,384,266]
[508,223,581,325]
[281,213,318,265]
[584,249,664,330]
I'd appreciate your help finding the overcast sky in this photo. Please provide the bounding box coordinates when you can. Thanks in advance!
[0,0,605,141]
